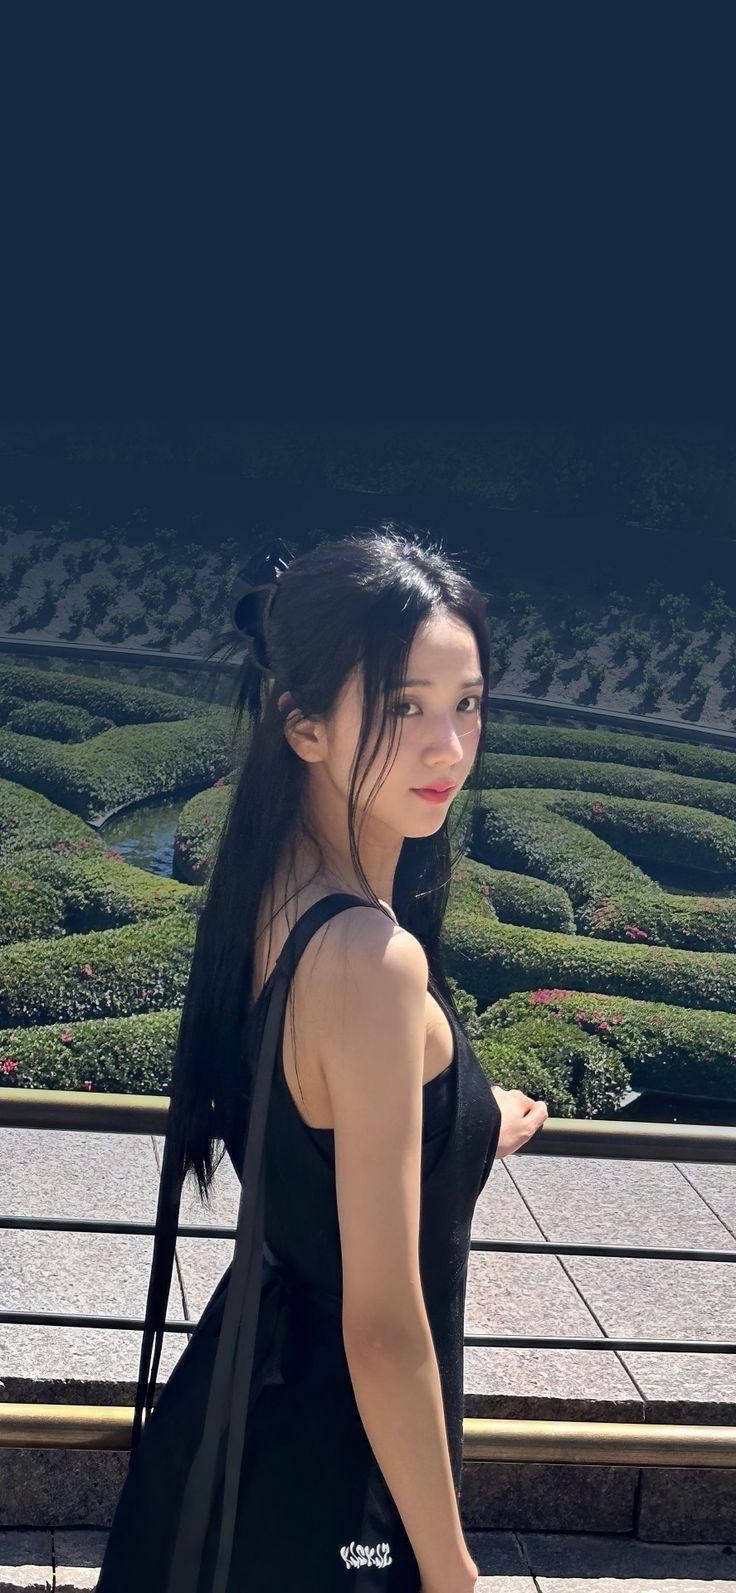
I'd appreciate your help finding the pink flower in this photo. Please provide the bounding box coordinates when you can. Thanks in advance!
[80,963,94,978]
[598,1021,611,1031]
[212,777,225,788]
[60,1029,73,1044]
[574,1011,588,1022]
[530,990,554,1004]
[1,1057,18,1073]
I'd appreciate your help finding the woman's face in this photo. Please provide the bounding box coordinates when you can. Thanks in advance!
[323,610,484,839]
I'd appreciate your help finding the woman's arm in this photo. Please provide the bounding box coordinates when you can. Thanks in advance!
[343,1319,478,1589]
[311,911,477,1590]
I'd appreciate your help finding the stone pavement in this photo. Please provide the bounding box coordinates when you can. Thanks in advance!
[0,1527,734,1590]
[0,1118,734,1539]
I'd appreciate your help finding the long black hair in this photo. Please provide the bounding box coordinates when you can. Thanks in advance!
[130,525,491,1449]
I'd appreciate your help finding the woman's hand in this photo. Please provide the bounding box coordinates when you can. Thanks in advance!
[491,1085,549,1159]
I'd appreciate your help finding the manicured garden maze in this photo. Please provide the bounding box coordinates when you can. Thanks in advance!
[435,719,736,1117]
[167,717,736,1120]
[0,659,233,1098]
[5,670,736,1124]
[0,660,232,824]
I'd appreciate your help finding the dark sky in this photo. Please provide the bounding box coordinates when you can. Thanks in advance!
[2,6,734,429]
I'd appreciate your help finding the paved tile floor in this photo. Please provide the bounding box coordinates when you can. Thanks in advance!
[1,1528,734,1590]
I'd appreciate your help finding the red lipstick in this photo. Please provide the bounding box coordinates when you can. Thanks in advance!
[411,782,457,803]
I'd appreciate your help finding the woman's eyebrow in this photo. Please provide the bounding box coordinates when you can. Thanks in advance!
[400,675,484,688]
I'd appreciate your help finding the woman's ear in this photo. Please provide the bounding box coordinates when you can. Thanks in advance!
[278,693,323,766]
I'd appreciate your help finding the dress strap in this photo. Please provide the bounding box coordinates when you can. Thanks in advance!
[162,892,383,1593]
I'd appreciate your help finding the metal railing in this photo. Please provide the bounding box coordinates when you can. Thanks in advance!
[1,1085,735,1465]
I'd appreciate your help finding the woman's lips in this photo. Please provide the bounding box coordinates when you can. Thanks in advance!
[411,786,455,803]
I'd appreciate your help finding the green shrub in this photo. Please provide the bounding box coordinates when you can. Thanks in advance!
[476,1016,631,1118]
[569,622,598,649]
[681,645,706,677]
[6,701,113,742]
[631,633,653,664]
[585,659,606,693]
[485,987,736,1101]
[639,664,663,706]
[0,867,65,945]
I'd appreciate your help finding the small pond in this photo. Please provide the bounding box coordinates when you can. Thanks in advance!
[99,791,196,877]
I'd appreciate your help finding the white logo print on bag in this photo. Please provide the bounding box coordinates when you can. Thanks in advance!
[340,1540,393,1569]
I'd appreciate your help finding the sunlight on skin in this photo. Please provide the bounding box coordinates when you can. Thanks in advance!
[276,610,484,907]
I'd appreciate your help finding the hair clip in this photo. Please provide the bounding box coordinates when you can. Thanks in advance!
[229,538,294,675]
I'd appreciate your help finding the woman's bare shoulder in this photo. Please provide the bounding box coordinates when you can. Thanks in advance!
[306,899,428,1014]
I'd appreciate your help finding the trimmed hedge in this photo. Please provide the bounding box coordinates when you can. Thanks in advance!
[485,718,736,784]
[0,714,234,822]
[474,1018,631,1118]
[0,660,235,822]
[172,781,232,884]
[481,749,736,825]
[0,690,26,723]
[6,699,114,742]
[0,907,197,1028]
[0,776,205,1091]
[2,668,735,1114]
[442,854,736,1024]
[0,777,93,854]
[441,970,631,1117]
[0,1006,183,1095]
[13,843,197,933]
[484,987,736,1100]
[167,768,736,1105]
[475,866,576,933]
[0,866,65,946]
[472,790,736,951]
[0,660,211,724]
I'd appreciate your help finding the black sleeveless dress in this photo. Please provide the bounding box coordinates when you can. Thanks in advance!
[96,893,501,1592]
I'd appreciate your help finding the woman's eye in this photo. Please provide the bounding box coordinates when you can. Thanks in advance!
[394,697,481,718]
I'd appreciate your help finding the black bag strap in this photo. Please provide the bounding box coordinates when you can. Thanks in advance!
[133,892,383,1593]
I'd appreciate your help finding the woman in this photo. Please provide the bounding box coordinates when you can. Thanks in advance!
[96,528,548,1592]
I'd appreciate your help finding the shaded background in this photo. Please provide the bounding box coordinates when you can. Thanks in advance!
[1,4,736,1127]
[1,4,734,431]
